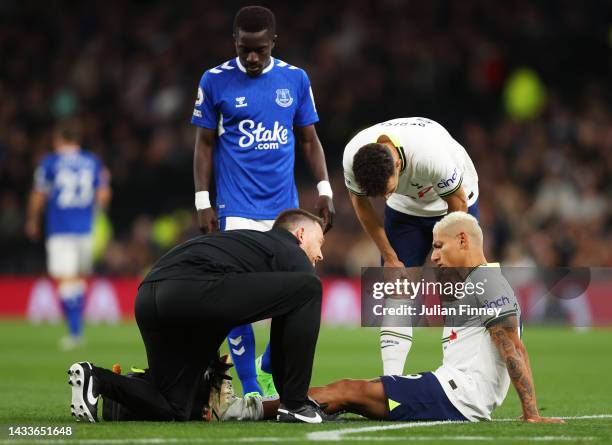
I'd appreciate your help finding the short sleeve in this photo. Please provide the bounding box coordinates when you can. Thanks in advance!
[423,155,463,198]
[293,70,319,127]
[33,158,52,193]
[343,151,366,196]
[473,268,520,327]
[191,71,218,129]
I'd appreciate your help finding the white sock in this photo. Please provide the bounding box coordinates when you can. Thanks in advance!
[379,296,414,376]
[380,326,413,375]
[222,395,264,421]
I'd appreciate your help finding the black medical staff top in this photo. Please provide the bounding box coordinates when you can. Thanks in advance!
[141,228,314,283]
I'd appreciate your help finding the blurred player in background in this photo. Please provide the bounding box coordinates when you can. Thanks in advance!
[342,117,479,375]
[25,118,111,350]
[191,6,334,399]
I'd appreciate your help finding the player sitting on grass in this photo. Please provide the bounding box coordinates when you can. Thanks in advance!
[211,213,564,424]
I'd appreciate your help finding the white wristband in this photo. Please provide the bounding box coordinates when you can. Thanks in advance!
[195,191,211,210]
[317,180,333,198]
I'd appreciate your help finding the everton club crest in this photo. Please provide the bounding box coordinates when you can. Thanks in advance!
[275,89,293,108]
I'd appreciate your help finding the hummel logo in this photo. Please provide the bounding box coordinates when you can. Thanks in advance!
[235,97,248,108]
[232,346,246,356]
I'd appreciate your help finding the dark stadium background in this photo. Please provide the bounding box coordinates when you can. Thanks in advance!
[0,0,610,277]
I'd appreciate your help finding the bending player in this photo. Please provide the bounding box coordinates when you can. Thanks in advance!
[26,118,111,350]
[343,117,480,376]
[191,6,334,399]
[68,210,330,423]
[212,213,563,424]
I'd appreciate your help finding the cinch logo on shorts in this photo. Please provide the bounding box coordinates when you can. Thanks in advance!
[437,169,458,188]
[238,120,289,150]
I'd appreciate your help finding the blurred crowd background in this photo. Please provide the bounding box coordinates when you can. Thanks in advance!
[1,0,611,276]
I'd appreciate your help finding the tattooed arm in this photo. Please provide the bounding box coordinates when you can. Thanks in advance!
[488,316,564,424]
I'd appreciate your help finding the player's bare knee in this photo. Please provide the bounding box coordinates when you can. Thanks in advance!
[334,379,357,396]
[318,379,352,408]
[330,378,373,408]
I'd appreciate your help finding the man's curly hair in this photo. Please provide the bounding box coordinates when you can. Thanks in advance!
[353,143,395,196]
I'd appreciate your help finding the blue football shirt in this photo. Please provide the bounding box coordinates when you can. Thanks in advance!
[34,150,106,237]
[191,57,319,220]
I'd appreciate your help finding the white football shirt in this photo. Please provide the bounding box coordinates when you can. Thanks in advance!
[343,117,479,217]
[433,265,521,421]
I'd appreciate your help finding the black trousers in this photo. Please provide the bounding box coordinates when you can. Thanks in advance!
[93,272,322,421]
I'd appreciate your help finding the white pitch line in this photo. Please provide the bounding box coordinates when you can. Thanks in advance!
[318,435,596,442]
[0,414,610,445]
[329,436,595,442]
[307,420,458,441]
[0,436,598,445]
[306,414,612,441]
[0,435,600,445]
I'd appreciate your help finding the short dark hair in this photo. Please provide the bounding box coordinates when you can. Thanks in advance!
[233,6,276,35]
[273,209,324,232]
[352,143,395,196]
[54,118,83,143]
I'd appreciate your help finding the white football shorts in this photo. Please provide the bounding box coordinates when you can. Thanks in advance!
[223,216,274,232]
[46,234,94,279]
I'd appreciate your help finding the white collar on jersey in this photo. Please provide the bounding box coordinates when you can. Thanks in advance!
[56,144,81,154]
[235,57,276,74]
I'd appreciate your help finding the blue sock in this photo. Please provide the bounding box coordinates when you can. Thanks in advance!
[61,292,84,337]
[227,324,261,395]
[59,281,86,338]
[261,342,273,374]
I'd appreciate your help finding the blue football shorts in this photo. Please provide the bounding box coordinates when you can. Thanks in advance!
[381,372,467,421]
[384,199,480,266]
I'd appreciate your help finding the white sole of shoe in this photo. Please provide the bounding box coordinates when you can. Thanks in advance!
[68,363,97,423]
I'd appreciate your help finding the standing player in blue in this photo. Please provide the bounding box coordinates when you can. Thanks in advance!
[26,119,111,350]
[191,6,334,399]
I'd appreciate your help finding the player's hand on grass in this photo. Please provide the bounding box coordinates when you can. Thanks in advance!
[197,208,219,234]
[316,195,334,233]
[520,415,565,424]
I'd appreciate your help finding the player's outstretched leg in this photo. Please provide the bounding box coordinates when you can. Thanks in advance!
[227,324,262,396]
[308,378,389,420]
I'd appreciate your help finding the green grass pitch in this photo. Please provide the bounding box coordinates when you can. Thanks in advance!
[1,321,611,444]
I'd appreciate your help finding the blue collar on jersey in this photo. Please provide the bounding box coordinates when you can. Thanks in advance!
[235,57,276,75]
